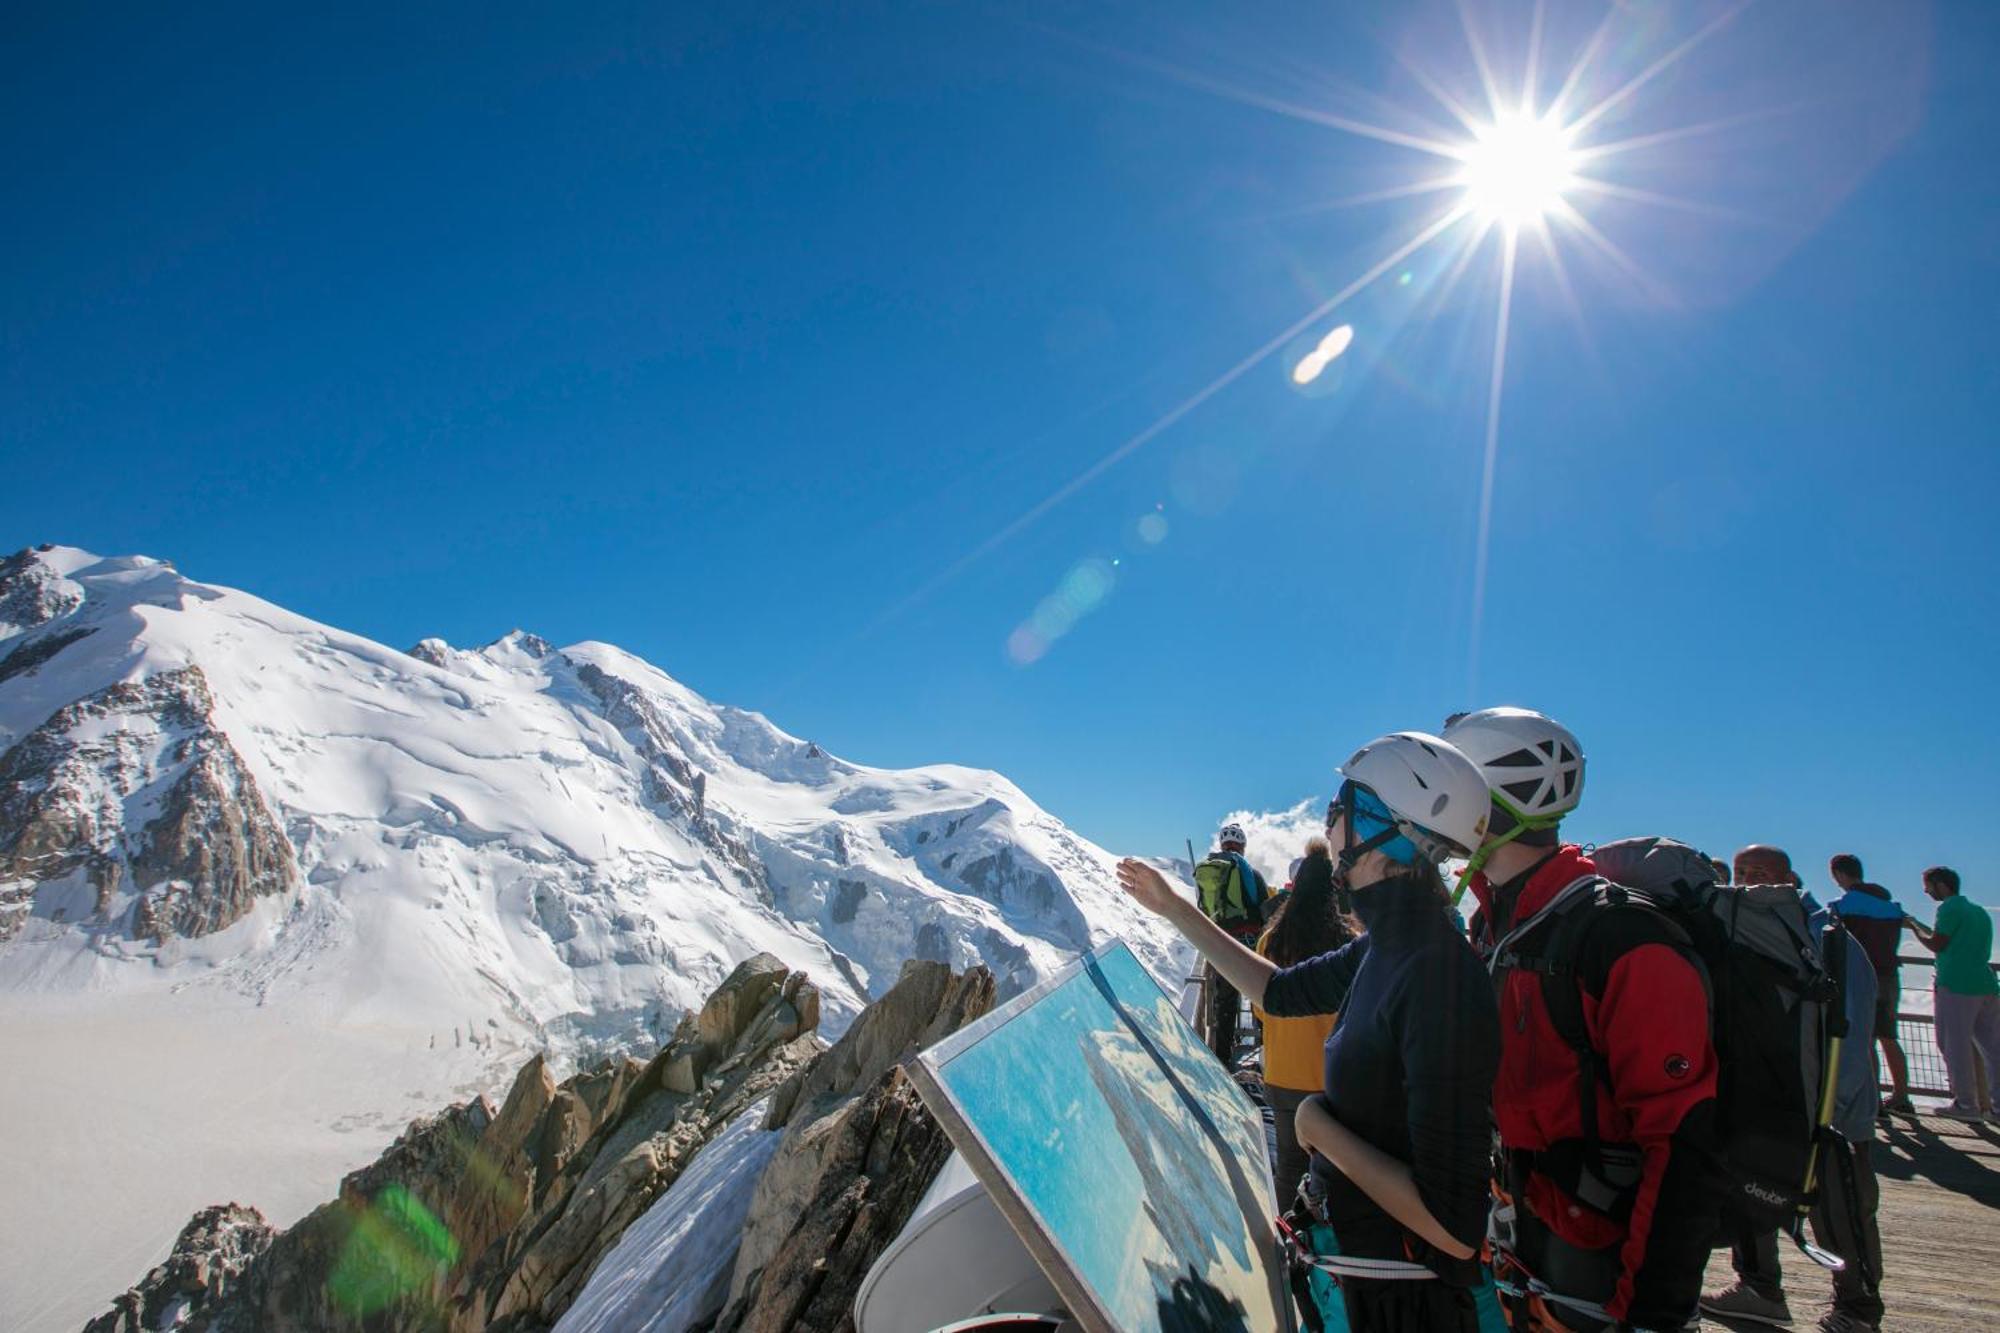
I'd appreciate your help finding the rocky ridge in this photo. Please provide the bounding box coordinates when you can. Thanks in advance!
[87,953,994,1333]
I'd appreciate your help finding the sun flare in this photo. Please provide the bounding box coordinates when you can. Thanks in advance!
[1456,110,1578,228]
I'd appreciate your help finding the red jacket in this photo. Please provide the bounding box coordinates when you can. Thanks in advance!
[1471,845,1720,1325]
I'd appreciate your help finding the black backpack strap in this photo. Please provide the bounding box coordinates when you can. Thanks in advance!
[1539,897,1610,1172]
[1499,881,1696,1179]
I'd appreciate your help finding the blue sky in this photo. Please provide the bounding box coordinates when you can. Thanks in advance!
[4,1,1994,908]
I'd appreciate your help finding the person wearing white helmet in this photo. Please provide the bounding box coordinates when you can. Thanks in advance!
[1440,706,1585,892]
[1445,708,1720,1333]
[1118,732,1500,1332]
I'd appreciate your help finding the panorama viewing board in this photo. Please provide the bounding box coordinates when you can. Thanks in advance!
[909,942,1290,1333]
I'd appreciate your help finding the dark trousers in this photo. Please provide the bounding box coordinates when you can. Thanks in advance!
[1267,1084,1314,1212]
[1728,1221,1784,1300]
[1814,1139,1884,1321]
[1206,960,1242,1066]
[1729,1140,1884,1322]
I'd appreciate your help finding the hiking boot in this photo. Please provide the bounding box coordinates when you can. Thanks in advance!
[1816,1313,1880,1332]
[1700,1280,1793,1326]
[1938,1105,1987,1123]
[1879,1094,1915,1118]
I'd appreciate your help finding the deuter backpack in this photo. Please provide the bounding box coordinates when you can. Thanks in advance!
[1493,837,1837,1237]
[1194,853,1260,932]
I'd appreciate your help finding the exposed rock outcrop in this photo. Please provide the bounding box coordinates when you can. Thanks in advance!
[569,659,766,892]
[85,1204,277,1333]
[465,956,819,1330]
[407,637,454,669]
[0,622,94,683]
[0,665,297,941]
[710,960,997,1333]
[210,1095,498,1330]
[0,544,83,632]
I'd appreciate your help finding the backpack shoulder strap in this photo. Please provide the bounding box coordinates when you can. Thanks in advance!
[1496,877,1694,1170]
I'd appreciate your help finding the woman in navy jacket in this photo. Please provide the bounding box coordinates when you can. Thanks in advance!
[1118,732,1500,1331]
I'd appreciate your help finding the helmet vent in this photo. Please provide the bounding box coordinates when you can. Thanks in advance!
[1501,778,1543,807]
[1488,749,1540,768]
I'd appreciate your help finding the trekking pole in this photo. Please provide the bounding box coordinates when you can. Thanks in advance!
[1803,920,1850,1198]
[1792,919,1850,1272]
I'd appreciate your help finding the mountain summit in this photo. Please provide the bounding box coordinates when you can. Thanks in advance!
[0,545,1187,1332]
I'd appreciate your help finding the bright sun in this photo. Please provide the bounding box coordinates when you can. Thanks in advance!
[1457,111,1578,228]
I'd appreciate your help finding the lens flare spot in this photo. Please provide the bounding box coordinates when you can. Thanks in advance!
[327,1185,459,1316]
[1061,558,1115,613]
[1030,595,1075,640]
[1291,324,1355,385]
[1006,626,1048,665]
[1136,512,1169,545]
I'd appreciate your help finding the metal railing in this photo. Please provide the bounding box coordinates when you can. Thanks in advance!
[1880,952,1999,1100]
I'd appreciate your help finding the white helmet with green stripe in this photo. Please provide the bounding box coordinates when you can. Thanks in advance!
[1442,707,1585,829]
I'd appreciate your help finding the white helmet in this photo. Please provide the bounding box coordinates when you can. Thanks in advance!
[1217,822,1247,850]
[1442,707,1585,826]
[1338,732,1491,862]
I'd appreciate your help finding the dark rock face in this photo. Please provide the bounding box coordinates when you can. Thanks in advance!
[84,956,997,1333]
[212,1097,499,1332]
[406,638,454,669]
[0,546,83,630]
[829,878,867,924]
[709,1068,954,1333]
[913,920,950,964]
[0,665,297,941]
[958,845,1063,917]
[713,961,997,1333]
[84,1204,278,1333]
[129,731,299,940]
[569,659,766,892]
[0,623,95,683]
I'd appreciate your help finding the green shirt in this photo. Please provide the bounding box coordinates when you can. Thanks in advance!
[1934,894,1999,996]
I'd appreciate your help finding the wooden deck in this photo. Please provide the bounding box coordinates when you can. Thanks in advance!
[1701,1113,2000,1331]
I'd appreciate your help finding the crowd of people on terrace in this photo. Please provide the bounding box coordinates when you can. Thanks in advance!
[1114,708,1997,1333]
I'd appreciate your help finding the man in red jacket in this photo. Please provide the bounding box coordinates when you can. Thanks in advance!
[1446,708,1722,1332]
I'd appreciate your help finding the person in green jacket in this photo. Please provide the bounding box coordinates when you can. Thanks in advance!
[1910,865,2000,1122]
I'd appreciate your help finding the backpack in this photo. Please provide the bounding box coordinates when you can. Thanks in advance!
[1194,853,1261,931]
[1493,836,1838,1235]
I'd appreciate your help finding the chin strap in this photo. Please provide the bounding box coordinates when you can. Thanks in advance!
[1449,797,1561,906]
[1451,821,1524,905]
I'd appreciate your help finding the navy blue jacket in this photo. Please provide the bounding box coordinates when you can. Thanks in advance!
[1263,876,1500,1276]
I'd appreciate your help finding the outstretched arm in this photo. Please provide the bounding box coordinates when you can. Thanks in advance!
[1116,858,1276,1007]
[1909,916,1948,953]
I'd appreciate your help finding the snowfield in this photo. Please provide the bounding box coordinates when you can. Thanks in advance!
[0,546,1190,1333]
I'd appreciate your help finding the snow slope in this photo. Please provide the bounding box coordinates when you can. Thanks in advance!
[0,546,1189,1333]
[553,1098,782,1333]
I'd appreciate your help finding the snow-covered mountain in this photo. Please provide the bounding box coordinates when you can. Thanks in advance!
[0,545,1189,1333]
